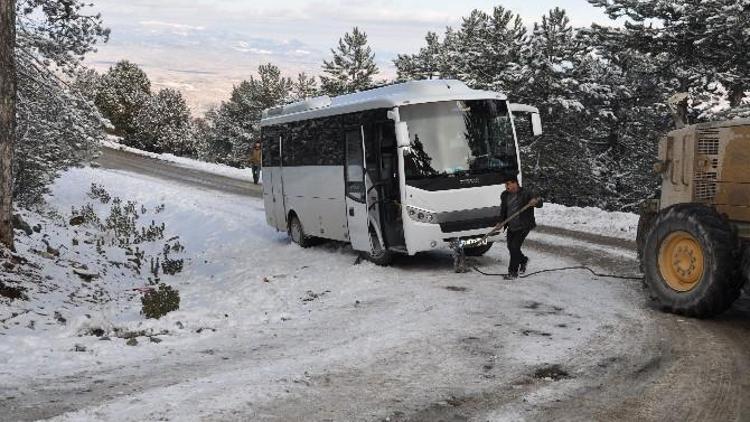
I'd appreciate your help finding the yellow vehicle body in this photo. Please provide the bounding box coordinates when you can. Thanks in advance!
[638,119,750,317]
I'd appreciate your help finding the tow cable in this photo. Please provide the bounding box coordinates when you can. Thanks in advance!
[471,265,643,281]
[451,199,643,280]
[451,200,540,273]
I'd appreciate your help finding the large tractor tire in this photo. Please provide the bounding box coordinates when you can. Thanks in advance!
[742,243,750,286]
[636,211,657,265]
[359,227,393,266]
[643,204,742,318]
[464,242,494,257]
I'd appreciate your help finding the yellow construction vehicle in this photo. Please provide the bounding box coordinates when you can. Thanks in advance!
[637,99,750,317]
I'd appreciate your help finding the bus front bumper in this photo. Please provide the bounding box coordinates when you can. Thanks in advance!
[403,220,502,255]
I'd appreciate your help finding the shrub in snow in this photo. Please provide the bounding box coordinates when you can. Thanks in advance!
[141,283,180,319]
[69,185,185,279]
[87,183,112,204]
[160,240,185,276]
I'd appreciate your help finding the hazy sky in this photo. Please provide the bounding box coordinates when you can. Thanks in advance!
[86,0,614,114]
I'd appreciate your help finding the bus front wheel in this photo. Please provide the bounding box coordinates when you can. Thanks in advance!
[361,227,393,266]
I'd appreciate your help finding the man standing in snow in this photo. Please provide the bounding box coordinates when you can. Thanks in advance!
[499,176,542,280]
[250,142,262,184]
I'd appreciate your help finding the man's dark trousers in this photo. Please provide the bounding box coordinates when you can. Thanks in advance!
[252,166,260,184]
[507,228,530,274]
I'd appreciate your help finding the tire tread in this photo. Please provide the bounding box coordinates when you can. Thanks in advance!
[643,204,741,318]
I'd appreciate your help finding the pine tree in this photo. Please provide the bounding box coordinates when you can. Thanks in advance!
[571,22,672,209]
[292,72,319,100]
[395,32,447,81]
[320,27,379,96]
[516,8,597,207]
[132,89,195,156]
[95,60,151,140]
[72,67,101,102]
[473,7,528,92]
[588,0,750,114]
[13,0,108,205]
[203,63,292,166]
[394,7,526,93]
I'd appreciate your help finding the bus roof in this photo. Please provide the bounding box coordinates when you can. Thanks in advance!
[260,79,507,127]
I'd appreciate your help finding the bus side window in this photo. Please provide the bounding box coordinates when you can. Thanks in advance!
[344,128,365,202]
[261,128,272,167]
[284,121,300,166]
[263,127,280,166]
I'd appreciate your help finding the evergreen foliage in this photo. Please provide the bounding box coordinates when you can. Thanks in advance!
[131,88,195,156]
[94,60,151,139]
[14,0,109,205]
[91,60,201,157]
[394,6,704,211]
[320,27,379,96]
[141,283,180,319]
[202,64,292,166]
[587,0,750,117]
[292,72,319,101]
[395,6,527,93]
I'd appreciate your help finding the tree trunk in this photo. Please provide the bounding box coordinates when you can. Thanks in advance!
[0,0,16,250]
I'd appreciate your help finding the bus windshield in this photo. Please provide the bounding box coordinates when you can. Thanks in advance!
[400,100,518,187]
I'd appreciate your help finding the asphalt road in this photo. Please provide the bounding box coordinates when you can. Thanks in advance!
[95,146,263,198]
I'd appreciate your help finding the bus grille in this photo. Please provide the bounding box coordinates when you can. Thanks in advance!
[440,217,499,233]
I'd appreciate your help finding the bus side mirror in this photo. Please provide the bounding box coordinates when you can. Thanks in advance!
[531,113,543,136]
[395,122,411,148]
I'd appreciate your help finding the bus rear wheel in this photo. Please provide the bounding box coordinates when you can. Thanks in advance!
[643,204,742,318]
[288,214,313,248]
[360,227,393,266]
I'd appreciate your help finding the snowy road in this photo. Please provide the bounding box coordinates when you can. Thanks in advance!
[96,146,263,198]
[2,155,750,421]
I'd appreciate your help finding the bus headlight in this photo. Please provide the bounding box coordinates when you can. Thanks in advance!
[406,206,437,224]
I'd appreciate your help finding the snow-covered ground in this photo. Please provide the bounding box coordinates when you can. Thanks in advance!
[536,203,638,241]
[102,137,256,182]
[1,166,646,421]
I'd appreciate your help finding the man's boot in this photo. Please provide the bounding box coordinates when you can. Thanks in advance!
[503,271,518,280]
[519,257,529,274]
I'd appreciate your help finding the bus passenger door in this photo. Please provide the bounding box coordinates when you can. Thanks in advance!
[344,127,370,252]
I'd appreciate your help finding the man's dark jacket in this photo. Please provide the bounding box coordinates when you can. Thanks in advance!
[499,187,543,231]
